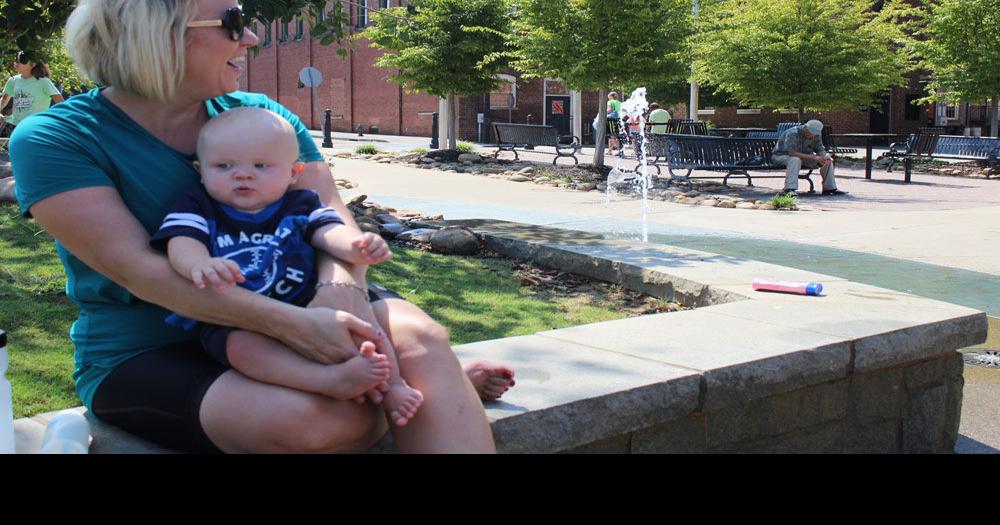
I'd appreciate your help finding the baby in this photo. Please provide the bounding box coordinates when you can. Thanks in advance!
[150,107,423,427]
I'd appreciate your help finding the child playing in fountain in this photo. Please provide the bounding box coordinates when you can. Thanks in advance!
[150,107,423,427]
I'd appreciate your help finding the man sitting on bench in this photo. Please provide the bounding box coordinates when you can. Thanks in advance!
[771,119,847,196]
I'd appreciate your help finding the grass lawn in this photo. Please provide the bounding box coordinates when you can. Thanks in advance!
[1,202,658,418]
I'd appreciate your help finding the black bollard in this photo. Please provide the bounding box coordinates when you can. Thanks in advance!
[356,124,364,137]
[322,108,333,148]
[429,112,439,149]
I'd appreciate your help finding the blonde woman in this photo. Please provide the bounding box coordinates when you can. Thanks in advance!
[12,0,513,453]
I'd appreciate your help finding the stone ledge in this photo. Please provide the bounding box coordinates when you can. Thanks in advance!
[13,220,986,453]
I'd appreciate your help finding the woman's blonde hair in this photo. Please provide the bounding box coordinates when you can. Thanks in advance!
[65,0,199,102]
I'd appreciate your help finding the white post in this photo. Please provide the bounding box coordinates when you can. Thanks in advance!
[689,0,700,121]
[991,98,999,138]
[571,90,583,143]
[438,97,449,149]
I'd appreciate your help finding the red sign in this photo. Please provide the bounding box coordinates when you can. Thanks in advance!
[550,101,564,115]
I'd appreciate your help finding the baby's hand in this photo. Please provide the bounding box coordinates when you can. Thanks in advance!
[352,233,393,265]
[191,258,245,289]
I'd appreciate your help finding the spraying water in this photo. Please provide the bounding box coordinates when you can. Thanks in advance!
[604,87,651,242]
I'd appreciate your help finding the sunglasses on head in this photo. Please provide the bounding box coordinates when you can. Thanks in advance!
[16,54,30,65]
[187,6,246,41]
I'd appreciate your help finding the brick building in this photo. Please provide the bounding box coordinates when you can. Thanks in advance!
[240,2,994,143]
[239,2,607,144]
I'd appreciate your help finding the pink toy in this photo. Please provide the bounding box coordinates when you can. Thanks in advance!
[752,277,823,296]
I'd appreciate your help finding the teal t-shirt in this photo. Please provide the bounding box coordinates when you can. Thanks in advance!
[11,88,323,410]
[3,75,60,125]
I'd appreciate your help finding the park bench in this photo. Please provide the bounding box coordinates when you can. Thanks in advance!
[884,134,1000,179]
[660,134,818,191]
[493,123,582,165]
[879,131,943,182]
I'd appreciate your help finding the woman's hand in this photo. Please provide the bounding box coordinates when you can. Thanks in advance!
[278,305,385,365]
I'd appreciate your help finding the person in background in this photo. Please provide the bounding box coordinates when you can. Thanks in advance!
[606,91,623,155]
[1,52,63,139]
[647,103,671,134]
[771,119,847,196]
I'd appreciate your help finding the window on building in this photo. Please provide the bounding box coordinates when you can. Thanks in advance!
[490,75,516,109]
[295,18,304,40]
[904,94,922,121]
[736,104,761,115]
[380,0,390,8]
[278,22,289,43]
[697,107,716,115]
[356,1,368,28]
[945,103,958,119]
[262,23,272,47]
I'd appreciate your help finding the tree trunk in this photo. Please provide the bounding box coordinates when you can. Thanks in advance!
[448,92,458,150]
[593,88,607,167]
[797,107,804,123]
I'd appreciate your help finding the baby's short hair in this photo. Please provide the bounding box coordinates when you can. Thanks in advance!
[197,107,299,161]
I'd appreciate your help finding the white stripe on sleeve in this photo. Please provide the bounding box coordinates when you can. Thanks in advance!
[159,219,210,235]
[308,207,343,224]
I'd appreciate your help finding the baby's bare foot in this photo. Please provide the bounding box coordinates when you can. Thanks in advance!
[464,360,515,401]
[323,343,391,400]
[382,382,424,427]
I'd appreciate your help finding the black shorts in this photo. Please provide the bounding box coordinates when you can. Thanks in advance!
[90,282,404,453]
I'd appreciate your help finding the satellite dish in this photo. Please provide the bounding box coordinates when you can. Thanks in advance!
[299,67,323,88]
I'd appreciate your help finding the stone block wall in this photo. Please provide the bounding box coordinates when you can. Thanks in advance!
[562,353,965,454]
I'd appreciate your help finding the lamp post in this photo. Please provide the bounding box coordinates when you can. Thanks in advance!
[689,0,699,121]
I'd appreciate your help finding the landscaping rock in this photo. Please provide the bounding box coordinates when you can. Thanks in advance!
[508,174,531,182]
[517,167,536,175]
[396,228,437,242]
[577,183,597,192]
[374,213,402,225]
[420,157,436,164]
[699,199,719,207]
[429,226,481,255]
[378,223,405,238]
[458,153,482,163]
[364,206,392,218]
[0,177,14,203]
[735,202,757,209]
[717,200,736,209]
[355,218,382,235]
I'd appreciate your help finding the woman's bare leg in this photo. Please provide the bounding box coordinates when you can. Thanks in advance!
[199,370,388,453]
[372,299,496,453]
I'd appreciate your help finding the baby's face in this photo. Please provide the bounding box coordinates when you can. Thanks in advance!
[198,129,301,213]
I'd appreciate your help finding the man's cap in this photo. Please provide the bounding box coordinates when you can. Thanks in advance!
[804,120,823,134]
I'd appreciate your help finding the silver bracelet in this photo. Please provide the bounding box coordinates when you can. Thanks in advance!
[314,280,369,299]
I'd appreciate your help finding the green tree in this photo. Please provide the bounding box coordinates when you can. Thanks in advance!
[690,0,913,123]
[359,0,514,150]
[0,0,75,58]
[514,0,694,166]
[911,0,1000,136]
[39,30,92,92]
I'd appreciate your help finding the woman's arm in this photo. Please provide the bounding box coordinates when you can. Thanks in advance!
[51,94,65,104]
[28,186,381,364]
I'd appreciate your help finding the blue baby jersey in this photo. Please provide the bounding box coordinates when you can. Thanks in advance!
[150,188,344,326]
